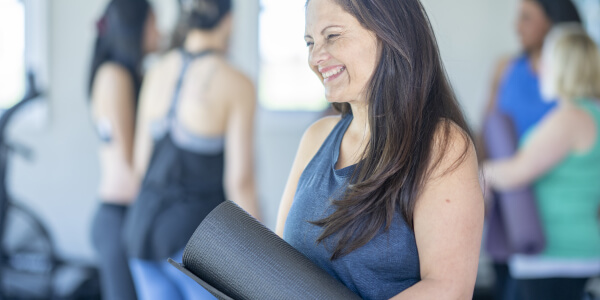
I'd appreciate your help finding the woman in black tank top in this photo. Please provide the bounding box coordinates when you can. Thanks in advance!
[123,0,261,299]
[87,0,160,300]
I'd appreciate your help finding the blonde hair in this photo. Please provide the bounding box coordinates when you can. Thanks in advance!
[542,25,600,101]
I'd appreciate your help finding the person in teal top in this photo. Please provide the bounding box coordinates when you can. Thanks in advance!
[480,2,582,300]
[484,25,600,300]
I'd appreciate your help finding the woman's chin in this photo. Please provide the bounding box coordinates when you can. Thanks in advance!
[325,95,347,104]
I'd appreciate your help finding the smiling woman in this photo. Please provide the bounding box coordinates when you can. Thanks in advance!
[276,0,484,299]
[303,8,378,104]
[0,0,26,108]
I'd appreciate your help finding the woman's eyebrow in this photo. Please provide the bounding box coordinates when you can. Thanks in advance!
[321,25,343,34]
[305,25,344,39]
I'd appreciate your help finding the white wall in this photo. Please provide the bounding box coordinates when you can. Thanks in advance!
[7,0,522,260]
[10,0,108,261]
[422,0,520,129]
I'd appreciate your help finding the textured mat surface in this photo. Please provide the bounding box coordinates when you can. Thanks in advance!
[172,200,361,300]
[483,109,546,259]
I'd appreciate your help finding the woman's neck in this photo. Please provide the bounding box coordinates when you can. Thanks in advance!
[184,29,226,53]
[529,48,542,73]
[347,100,371,145]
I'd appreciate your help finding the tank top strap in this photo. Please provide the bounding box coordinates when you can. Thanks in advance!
[301,113,353,176]
[166,48,218,120]
[576,99,600,121]
[575,98,600,155]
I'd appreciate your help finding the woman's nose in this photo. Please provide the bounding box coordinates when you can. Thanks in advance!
[308,43,329,68]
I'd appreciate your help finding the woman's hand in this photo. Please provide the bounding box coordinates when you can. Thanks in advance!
[479,106,577,192]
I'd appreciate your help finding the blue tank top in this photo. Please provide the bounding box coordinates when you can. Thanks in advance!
[283,114,421,300]
[497,55,556,139]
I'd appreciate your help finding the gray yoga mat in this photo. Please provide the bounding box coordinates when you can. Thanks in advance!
[169,200,361,300]
[483,109,546,261]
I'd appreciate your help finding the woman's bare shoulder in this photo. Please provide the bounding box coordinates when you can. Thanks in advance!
[145,50,181,79]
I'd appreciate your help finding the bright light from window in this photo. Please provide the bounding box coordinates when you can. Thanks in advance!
[0,0,25,108]
[259,0,327,111]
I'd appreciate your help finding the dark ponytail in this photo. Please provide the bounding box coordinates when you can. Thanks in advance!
[533,0,581,24]
[170,0,232,49]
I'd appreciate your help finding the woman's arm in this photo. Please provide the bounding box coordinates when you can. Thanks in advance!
[391,123,484,300]
[275,116,340,237]
[483,107,574,191]
[132,64,162,182]
[91,63,136,167]
[223,72,262,220]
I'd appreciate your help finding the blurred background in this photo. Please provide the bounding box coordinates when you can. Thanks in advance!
[0,0,599,299]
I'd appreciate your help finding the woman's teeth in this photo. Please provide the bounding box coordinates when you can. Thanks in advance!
[322,67,345,79]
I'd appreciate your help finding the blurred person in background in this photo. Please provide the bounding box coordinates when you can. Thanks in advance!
[483,0,581,141]
[479,1,581,299]
[123,0,261,299]
[87,0,160,299]
[484,26,600,300]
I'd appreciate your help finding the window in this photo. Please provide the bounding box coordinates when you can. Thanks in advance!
[259,0,327,111]
[0,0,26,108]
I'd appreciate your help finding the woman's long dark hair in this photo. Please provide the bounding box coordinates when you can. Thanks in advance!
[88,0,150,99]
[533,0,581,24]
[308,0,473,260]
[170,0,231,49]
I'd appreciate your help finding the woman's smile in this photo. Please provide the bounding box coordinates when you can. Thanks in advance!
[320,65,346,83]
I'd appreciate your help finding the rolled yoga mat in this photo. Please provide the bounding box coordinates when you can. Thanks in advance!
[485,191,512,261]
[483,109,546,260]
[169,200,361,300]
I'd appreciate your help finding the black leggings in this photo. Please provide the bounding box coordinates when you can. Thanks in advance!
[493,263,522,300]
[517,277,589,300]
[91,203,137,300]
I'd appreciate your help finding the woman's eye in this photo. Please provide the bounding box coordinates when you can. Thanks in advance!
[306,41,314,47]
[326,34,340,40]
